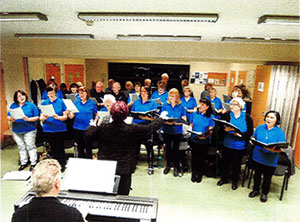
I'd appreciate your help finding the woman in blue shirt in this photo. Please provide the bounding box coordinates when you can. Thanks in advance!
[40,86,68,171]
[68,87,98,158]
[7,90,39,171]
[127,81,141,108]
[41,80,64,101]
[180,86,197,123]
[69,82,80,100]
[248,111,286,202]
[151,81,169,107]
[161,88,187,177]
[131,86,158,175]
[217,97,253,190]
[189,98,215,183]
[207,87,223,116]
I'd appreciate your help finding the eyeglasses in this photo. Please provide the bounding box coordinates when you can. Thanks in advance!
[230,103,239,106]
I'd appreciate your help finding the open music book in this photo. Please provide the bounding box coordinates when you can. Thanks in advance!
[187,128,213,137]
[163,117,189,125]
[222,103,231,110]
[63,99,79,113]
[9,107,26,120]
[129,93,139,103]
[213,118,242,135]
[130,109,159,119]
[152,98,161,105]
[66,94,77,102]
[89,97,99,104]
[250,138,289,150]
[39,104,56,116]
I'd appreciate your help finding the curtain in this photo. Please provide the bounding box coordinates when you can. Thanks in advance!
[267,65,300,143]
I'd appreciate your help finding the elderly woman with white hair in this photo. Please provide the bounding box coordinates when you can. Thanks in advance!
[217,97,253,190]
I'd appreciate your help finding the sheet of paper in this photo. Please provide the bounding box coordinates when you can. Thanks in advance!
[66,94,76,102]
[1,171,31,181]
[9,107,26,119]
[61,158,117,194]
[40,104,56,116]
[63,99,79,113]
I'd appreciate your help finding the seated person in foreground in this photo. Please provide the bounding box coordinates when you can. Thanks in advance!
[12,159,84,222]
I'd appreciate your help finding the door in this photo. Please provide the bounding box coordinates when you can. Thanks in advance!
[0,62,9,143]
[251,65,272,128]
[64,64,85,89]
[237,71,247,85]
[45,63,61,86]
[228,71,236,94]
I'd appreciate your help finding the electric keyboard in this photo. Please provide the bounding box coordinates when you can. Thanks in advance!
[14,190,158,222]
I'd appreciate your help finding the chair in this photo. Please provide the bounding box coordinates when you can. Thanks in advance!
[242,149,294,201]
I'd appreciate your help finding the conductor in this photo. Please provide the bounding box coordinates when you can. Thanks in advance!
[12,159,84,222]
[85,101,165,195]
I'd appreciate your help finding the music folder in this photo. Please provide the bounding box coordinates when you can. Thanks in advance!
[130,109,159,119]
[213,118,242,135]
[187,128,213,137]
[61,158,117,194]
[163,117,189,125]
[250,138,289,151]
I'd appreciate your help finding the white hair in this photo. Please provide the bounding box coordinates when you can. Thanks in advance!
[231,97,245,109]
[32,159,61,197]
[103,94,116,103]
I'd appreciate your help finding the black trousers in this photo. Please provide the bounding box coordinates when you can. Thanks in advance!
[74,129,92,159]
[221,146,244,183]
[118,174,132,195]
[252,161,276,195]
[190,142,210,178]
[163,133,181,168]
[136,133,154,169]
[44,132,66,167]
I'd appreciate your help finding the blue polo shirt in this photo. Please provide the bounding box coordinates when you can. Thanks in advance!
[180,97,197,121]
[151,90,169,105]
[73,99,97,130]
[42,90,64,101]
[190,112,215,144]
[161,103,186,134]
[223,111,248,150]
[252,124,286,167]
[41,98,67,132]
[207,96,223,110]
[8,101,39,133]
[131,99,158,124]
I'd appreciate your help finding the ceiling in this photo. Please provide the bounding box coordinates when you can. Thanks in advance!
[1,0,299,43]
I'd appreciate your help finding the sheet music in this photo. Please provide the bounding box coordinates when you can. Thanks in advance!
[63,99,79,113]
[1,171,31,181]
[62,158,117,194]
[89,97,99,104]
[39,104,56,116]
[129,93,139,103]
[9,107,26,119]
[66,94,76,102]
[152,98,161,104]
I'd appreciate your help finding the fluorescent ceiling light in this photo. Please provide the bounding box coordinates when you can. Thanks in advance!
[221,37,299,45]
[258,15,300,25]
[15,33,94,40]
[117,34,201,42]
[78,12,218,23]
[0,12,48,22]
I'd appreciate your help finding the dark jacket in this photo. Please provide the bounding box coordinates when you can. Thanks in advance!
[85,118,164,175]
[12,197,84,222]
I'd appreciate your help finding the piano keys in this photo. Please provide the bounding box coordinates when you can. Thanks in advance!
[14,190,158,222]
